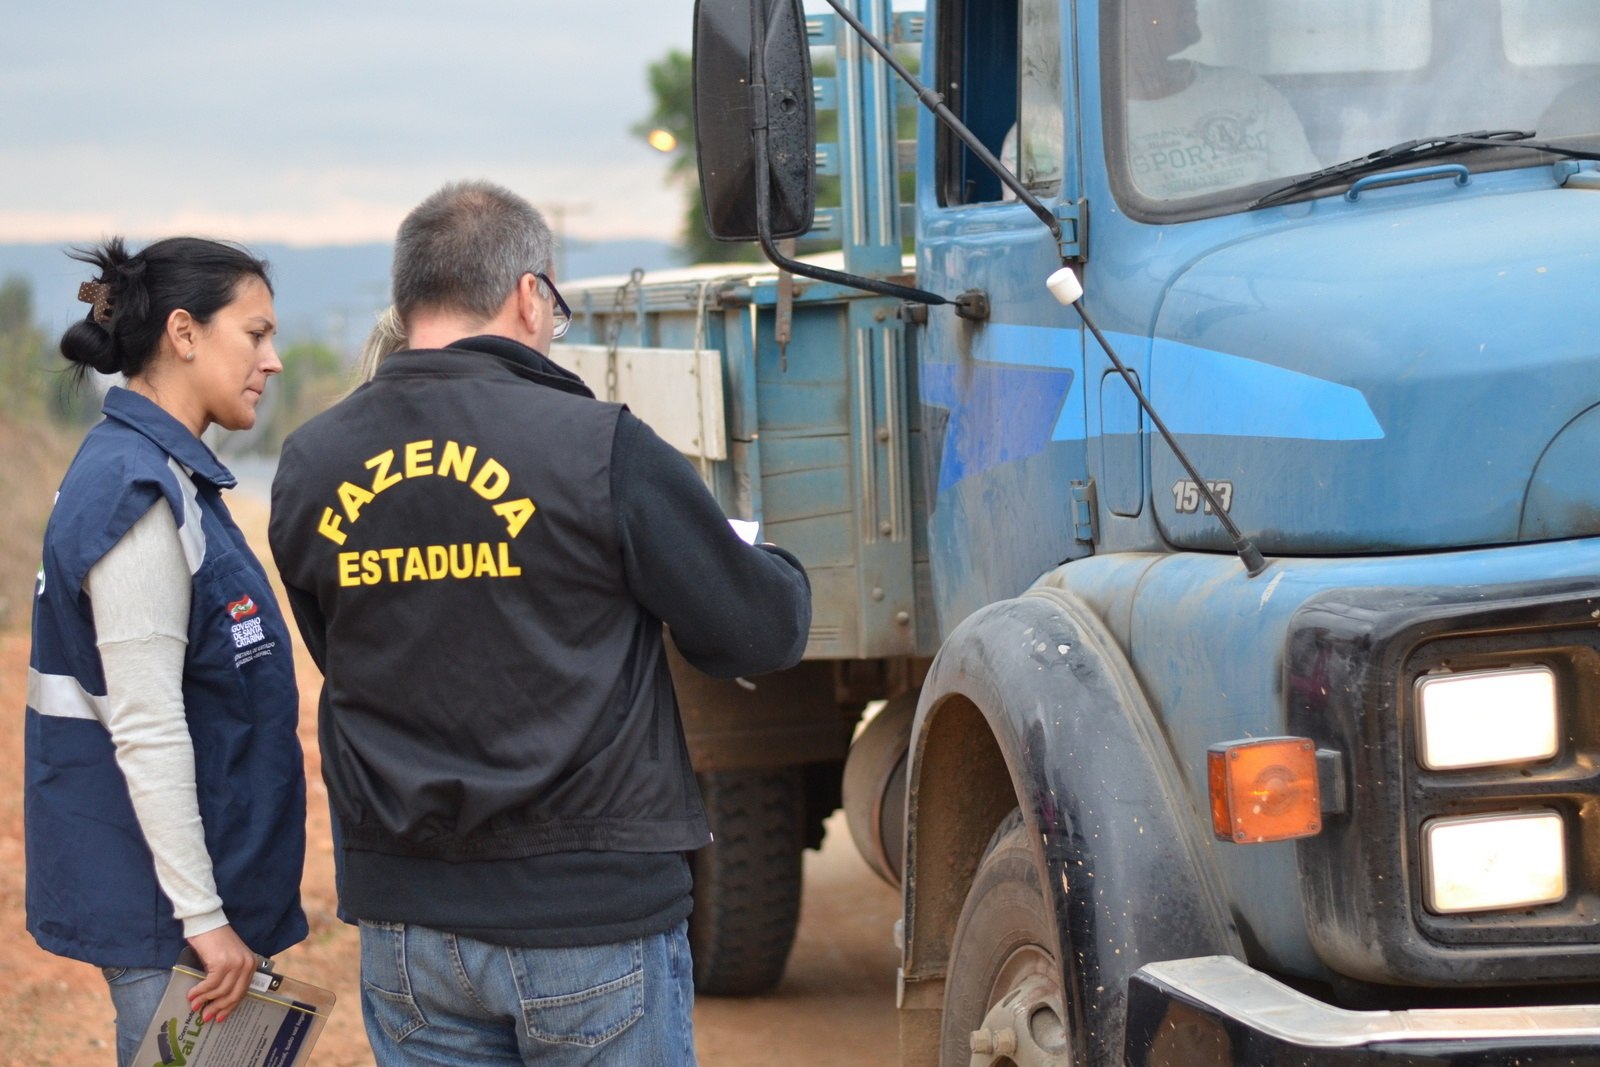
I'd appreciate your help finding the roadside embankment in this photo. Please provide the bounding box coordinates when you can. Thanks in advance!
[0,414,77,629]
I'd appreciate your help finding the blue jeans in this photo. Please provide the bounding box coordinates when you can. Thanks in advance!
[358,919,697,1066]
[102,965,171,1067]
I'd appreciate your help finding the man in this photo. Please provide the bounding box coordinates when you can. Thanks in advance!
[1122,0,1319,199]
[269,180,811,1065]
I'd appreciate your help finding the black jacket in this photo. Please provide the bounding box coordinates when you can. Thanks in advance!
[270,336,810,940]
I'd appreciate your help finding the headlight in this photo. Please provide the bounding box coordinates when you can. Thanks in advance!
[1423,810,1567,914]
[1414,666,1558,770]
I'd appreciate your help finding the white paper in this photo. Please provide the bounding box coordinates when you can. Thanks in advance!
[729,519,760,545]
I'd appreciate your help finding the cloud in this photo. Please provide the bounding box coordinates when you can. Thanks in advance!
[0,152,686,246]
[0,1,695,245]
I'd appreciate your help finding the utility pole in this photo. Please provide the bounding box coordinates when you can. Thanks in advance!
[543,202,593,281]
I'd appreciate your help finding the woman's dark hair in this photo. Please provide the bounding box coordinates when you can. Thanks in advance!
[59,237,273,380]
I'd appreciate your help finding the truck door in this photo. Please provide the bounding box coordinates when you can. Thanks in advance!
[916,0,1090,630]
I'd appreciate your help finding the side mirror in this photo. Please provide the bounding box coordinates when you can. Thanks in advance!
[693,0,815,242]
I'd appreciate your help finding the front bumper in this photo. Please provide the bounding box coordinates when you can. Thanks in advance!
[1125,957,1600,1066]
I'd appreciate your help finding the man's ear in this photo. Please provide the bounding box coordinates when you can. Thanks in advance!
[517,272,544,335]
[166,308,198,354]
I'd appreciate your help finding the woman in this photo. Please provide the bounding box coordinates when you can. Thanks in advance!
[353,304,406,386]
[24,237,307,1067]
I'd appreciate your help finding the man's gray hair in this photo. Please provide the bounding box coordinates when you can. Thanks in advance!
[392,180,555,325]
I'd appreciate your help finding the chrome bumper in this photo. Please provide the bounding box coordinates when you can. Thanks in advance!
[1126,956,1600,1066]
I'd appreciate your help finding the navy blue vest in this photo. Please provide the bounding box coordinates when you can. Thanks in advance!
[25,387,307,967]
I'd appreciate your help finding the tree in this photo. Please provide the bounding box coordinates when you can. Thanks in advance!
[253,340,346,454]
[0,275,94,423]
[634,50,763,265]
[0,276,46,417]
[636,47,867,266]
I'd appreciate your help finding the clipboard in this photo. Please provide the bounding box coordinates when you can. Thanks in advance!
[133,949,336,1067]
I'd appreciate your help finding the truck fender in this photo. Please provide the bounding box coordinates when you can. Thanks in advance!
[900,586,1242,1066]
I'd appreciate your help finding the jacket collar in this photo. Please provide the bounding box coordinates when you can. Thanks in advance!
[101,386,237,488]
[376,335,596,400]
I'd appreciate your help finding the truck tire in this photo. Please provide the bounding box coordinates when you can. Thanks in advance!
[942,810,1072,1066]
[689,767,805,996]
[841,690,917,888]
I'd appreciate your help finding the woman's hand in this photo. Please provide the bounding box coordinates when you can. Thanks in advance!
[185,925,258,1023]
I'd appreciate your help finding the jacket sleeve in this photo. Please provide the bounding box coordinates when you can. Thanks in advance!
[611,410,811,678]
[281,582,330,674]
[268,438,331,673]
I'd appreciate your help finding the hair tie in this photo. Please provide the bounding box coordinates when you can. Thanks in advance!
[77,281,114,325]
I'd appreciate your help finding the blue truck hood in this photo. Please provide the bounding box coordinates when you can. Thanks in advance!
[1148,181,1600,555]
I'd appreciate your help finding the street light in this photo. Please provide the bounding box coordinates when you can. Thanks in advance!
[646,128,678,153]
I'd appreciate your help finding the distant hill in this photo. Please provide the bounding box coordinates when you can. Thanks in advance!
[0,238,683,356]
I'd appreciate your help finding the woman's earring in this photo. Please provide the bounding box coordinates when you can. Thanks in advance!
[184,350,197,362]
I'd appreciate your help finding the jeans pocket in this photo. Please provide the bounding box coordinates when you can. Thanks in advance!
[359,920,428,1044]
[101,966,127,983]
[509,939,646,1048]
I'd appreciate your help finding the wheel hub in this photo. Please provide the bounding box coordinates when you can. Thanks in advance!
[967,971,1069,1065]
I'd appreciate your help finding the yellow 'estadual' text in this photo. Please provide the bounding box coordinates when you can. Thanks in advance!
[338,542,523,587]
[316,440,536,546]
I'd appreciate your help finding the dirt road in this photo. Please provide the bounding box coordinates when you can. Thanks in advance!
[0,495,901,1066]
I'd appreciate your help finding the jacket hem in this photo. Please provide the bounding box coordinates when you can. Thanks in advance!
[341,815,712,861]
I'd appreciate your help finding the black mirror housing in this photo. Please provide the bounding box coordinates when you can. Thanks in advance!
[693,0,816,242]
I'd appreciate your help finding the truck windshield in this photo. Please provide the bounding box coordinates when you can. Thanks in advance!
[1108,0,1600,213]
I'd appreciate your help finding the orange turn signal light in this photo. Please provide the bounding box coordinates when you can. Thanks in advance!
[1208,737,1322,844]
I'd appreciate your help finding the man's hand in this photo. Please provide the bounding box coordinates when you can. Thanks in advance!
[185,925,258,1023]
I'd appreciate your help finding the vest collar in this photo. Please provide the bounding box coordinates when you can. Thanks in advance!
[377,335,596,400]
[101,386,237,489]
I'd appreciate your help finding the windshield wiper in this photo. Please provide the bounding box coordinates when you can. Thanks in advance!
[1252,129,1600,209]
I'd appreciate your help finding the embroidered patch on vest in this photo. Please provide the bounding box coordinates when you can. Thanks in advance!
[228,594,275,666]
[231,617,265,648]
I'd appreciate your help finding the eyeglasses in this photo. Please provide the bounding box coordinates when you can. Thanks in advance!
[535,272,571,340]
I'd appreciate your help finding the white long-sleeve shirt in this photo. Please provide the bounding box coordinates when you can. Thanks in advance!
[85,501,228,938]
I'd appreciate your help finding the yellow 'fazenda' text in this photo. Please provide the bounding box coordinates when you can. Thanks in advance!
[316,440,536,546]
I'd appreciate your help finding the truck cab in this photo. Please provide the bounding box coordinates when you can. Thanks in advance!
[563,1,1600,1062]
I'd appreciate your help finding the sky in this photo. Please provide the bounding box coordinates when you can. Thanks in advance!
[0,2,697,248]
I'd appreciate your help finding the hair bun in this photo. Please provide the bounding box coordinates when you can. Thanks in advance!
[59,318,122,375]
[60,237,141,376]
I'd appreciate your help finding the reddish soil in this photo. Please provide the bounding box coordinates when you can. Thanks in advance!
[0,495,901,1066]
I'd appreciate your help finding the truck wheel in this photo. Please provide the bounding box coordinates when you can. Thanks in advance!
[841,690,917,888]
[689,767,805,996]
[942,810,1072,1066]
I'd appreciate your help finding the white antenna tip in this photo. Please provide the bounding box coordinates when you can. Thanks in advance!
[1046,267,1083,306]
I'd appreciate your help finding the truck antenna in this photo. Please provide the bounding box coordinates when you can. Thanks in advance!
[1047,269,1269,578]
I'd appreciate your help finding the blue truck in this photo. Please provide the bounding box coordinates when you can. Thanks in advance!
[559,0,1600,1062]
